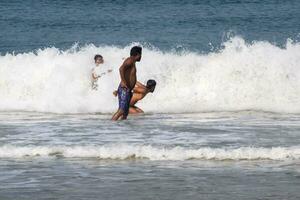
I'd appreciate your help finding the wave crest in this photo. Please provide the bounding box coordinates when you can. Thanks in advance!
[1,37,300,113]
[1,145,300,161]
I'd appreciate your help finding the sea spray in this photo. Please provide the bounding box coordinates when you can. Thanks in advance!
[0,37,300,113]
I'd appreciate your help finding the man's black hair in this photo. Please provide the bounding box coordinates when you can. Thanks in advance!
[130,46,142,56]
[146,79,156,89]
[94,54,103,61]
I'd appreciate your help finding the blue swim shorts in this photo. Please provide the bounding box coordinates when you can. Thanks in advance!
[117,85,132,117]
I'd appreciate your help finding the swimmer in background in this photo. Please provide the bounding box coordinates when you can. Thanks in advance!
[113,79,156,114]
[91,54,112,90]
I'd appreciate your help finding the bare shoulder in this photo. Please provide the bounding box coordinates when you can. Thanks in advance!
[123,57,134,66]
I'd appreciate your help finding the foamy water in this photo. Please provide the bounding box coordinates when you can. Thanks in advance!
[1,37,300,114]
[1,145,300,161]
[1,112,300,161]
[1,111,300,200]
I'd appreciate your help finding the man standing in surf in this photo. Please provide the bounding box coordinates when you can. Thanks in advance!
[111,46,142,121]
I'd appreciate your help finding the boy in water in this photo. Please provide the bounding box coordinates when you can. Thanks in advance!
[113,79,156,114]
[91,54,112,90]
[111,46,142,120]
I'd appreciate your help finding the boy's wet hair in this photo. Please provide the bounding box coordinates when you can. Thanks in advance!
[94,54,103,61]
[146,79,156,89]
[130,46,142,56]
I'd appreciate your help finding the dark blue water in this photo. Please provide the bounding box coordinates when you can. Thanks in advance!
[1,1,300,200]
[1,0,300,53]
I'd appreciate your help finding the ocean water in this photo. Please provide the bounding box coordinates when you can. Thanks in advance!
[1,1,300,199]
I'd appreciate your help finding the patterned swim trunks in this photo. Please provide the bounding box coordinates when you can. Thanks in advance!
[117,85,133,117]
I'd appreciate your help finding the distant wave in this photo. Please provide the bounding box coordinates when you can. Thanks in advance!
[1,145,300,161]
[0,37,300,113]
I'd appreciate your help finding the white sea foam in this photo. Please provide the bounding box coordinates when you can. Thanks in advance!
[0,145,300,161]
[0,37,300,113]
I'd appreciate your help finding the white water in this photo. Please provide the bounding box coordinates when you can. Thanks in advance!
[1,37,300,114]
[1,145,300,161]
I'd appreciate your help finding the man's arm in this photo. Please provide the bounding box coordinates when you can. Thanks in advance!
[92,72,98,80]
[92,72,106,79]
[119,59,132,88]
[113,90,118,96]
[91,68,97,80]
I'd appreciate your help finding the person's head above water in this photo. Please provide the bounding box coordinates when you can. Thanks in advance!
[94,54,104,66]
[146,79,156,93]
[130,46,142,62]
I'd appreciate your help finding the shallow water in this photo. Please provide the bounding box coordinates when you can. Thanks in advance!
[1,112,300,199]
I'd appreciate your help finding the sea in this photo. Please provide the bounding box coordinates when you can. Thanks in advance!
[0,1,300,199]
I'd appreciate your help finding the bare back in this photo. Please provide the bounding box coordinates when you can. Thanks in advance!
[130,92,146,106]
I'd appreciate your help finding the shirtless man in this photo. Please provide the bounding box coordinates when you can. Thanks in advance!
[113,79,156,114]
[111,46,142,120]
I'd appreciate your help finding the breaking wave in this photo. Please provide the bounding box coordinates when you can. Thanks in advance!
[1,145,300,161]
[0,37,300,113]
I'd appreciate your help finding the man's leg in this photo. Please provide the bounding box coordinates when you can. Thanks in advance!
[129,106,144,114]
[112,86,131,121]
[111,109,124,121]
[112,86,124,121]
